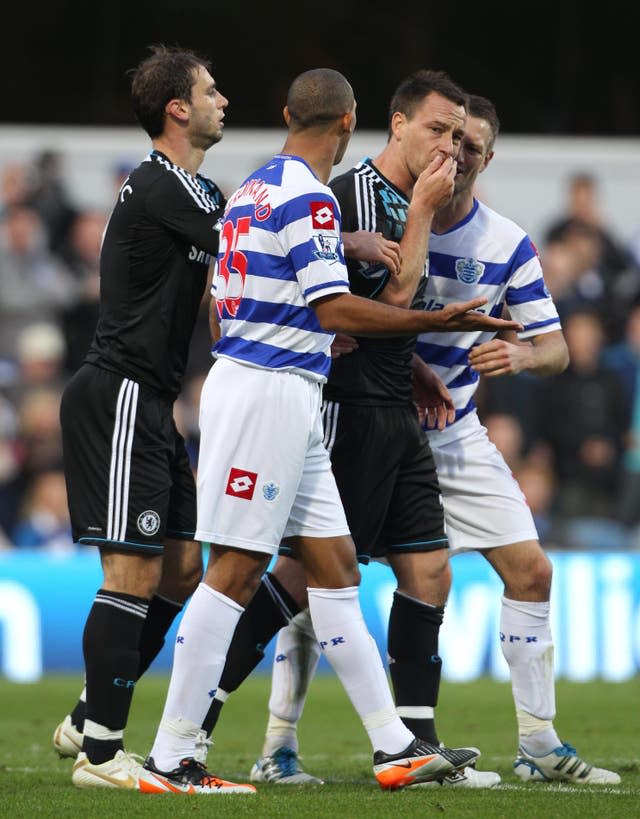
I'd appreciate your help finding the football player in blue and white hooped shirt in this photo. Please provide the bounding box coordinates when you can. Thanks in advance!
[146,71,525,792]
[415,95,619,785]
[211,155,350,380]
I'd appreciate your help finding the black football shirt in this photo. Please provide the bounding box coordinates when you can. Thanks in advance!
[325,158,428,405]
[85,150,225,399]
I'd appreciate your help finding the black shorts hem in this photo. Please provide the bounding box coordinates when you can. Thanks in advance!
[386,536,449,555]
[78,536,164,555]
[166,529,197,541]
[277,544,297,558]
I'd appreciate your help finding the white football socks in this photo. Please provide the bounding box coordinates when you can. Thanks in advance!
[150,582,243,771]
[500,596,561,754]
[263,608,319,756]
[307,586,414,754]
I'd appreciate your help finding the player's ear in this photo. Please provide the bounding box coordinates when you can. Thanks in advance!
[166,97,189,123]
[283,106,292,127]
[342,110,356,134]
[390,111,405,140]
[481,150,495,173]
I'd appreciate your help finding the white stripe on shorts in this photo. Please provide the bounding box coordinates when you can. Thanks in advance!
[107,378,139,542]
[322,400,339,453]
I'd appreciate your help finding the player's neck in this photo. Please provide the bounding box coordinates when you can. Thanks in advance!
[371,149,413,198]
[280,134,341,184]
[432,190,474,234]
[152,135,205,177]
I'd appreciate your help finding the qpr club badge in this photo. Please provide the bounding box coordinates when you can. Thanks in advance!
[262,482,281,502]
[455,257,485,284]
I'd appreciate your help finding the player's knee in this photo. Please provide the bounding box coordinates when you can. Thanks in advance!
[271,557,308,606]
[345,563,361,588]
[174,560,204,602]
[505,551,552,600]
[391,550,451,603]
[435,555,452,586]
[529,553,553,597]
[318,561,361,589]
[101,549,162,598]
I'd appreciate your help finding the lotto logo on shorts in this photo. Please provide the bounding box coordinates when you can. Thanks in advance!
[225,467,258,500]
[310,201,335,229]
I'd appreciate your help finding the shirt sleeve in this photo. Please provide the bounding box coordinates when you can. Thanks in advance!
[277,189,350,306]
[505,235,562,339]
[146,172,226,255]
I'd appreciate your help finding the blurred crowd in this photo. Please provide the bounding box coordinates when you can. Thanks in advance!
[1,153,639,553]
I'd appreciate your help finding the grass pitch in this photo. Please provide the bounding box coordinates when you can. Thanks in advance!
[1,674,638,817]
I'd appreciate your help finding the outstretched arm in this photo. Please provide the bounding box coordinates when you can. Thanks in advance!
[313,291,523,337]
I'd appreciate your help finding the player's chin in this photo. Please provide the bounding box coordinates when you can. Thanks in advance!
[206,130,224,147]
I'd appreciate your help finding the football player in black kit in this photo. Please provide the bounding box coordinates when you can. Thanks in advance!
[52,45,236,791]
[197,71,501,788]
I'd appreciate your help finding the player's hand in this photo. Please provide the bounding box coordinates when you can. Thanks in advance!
[412,357,455,430]
[411,154,457,214]
[425,297,524,333]
[331,332,359,358]
[469,338,534,377]
[342,231,402,276]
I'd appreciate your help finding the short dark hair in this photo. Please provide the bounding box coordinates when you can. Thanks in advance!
[286,68,354,129]
[130,45,211,139]
[467,94,500,151]
[388,69,467,132]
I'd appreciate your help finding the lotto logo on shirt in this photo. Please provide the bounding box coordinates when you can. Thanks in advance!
[225,467,258,500]
[310,201,336,229]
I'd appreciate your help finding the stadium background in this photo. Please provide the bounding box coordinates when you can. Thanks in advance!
[2,6,640,687]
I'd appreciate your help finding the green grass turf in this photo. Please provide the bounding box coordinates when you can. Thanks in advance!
[1,674,638,817]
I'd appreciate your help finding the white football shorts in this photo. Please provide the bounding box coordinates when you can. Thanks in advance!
[427,410,538,553]
[195,358,350,554]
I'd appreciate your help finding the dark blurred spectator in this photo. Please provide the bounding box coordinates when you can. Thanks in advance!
[1,162,31,214]
[543,222,625,340]
[476,358,545,454]
[601,301,640,533]
[0,206,78,359]
[11,468,72,551]
[17,385,64,476]
[26,150,78,255]
[15,322,66,389]
[554,516,629,551]
[538,308,629,521]
[0,394,24,537]
[484,412,526,472]
[0,325,67,544]
[544,174,640,340]
[59,209,105,282]
[538,239,580,306]
[1,322,67,413]
[514,462,558,546]
[545,173,630,281]
[59,209,105,373]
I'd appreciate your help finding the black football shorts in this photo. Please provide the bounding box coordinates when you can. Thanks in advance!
[60,364,197,553]
[279,400,447,563]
